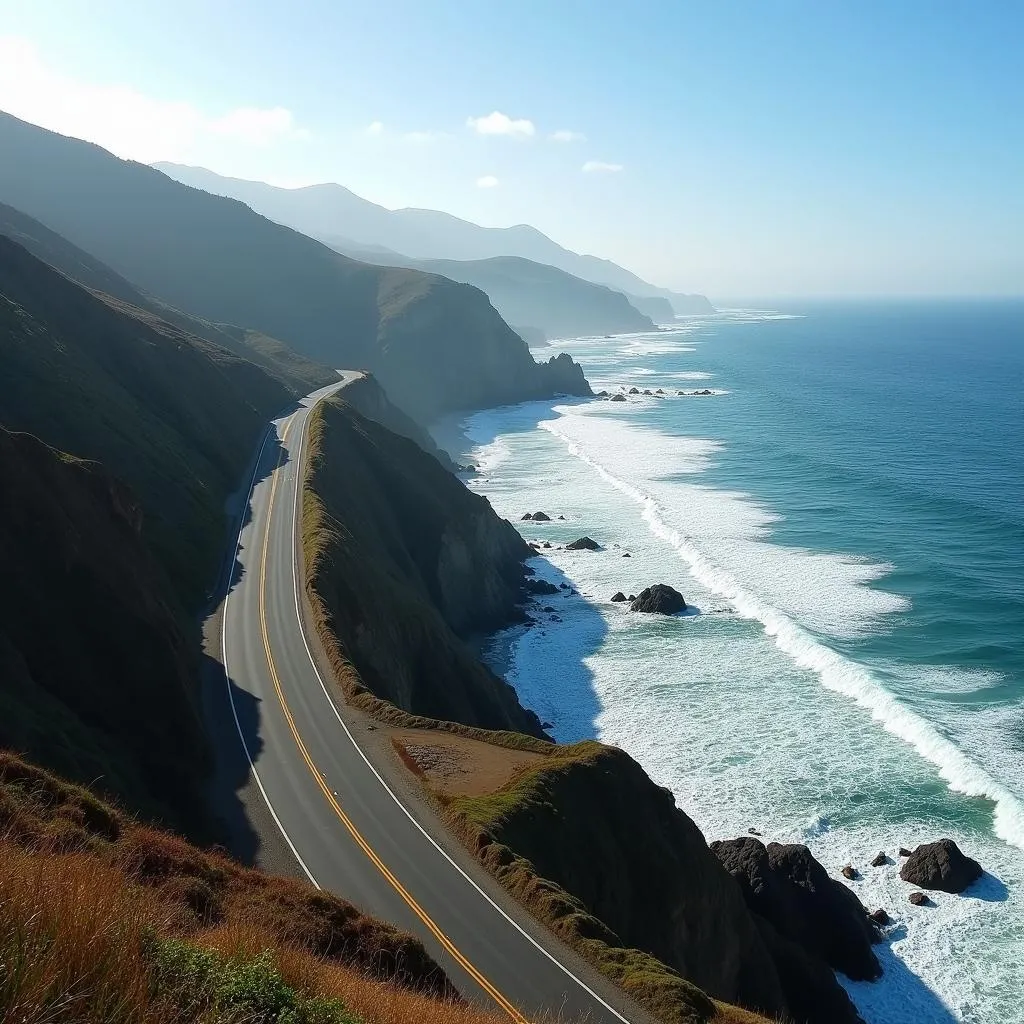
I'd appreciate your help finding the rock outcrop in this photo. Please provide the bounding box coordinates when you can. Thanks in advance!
[566,536,600,551]
[711,838,880,982]
[611,592,627,602]
[631,584,687,615]
[899,839,982,893]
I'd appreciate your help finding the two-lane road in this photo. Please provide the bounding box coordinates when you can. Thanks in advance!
[218,374,632,1023]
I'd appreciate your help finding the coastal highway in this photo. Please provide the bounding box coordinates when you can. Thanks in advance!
[219,373,632,1023]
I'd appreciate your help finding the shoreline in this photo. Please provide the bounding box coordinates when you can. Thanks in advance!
[431,379,1021,1024]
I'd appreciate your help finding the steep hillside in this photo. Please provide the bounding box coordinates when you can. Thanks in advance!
[0,112,590,422]
[0,426,208,828]
[445,741,865,1024]
[154,161,715,314]
[0,201,337,397]
[302,398,545,735]
[0,234,290,609]
[0,750,495,1024]
[328,242,655,338]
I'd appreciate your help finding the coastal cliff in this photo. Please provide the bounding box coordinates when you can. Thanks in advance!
[302,396,545,734]
[445,742,864,1024]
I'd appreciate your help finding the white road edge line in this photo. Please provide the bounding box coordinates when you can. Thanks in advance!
[287,385,632,1024]
[219,413,322,890]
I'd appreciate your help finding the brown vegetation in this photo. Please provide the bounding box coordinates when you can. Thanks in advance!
[0,749,507,1024]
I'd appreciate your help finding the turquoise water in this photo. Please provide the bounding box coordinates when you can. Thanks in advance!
[442,302,1024,1023]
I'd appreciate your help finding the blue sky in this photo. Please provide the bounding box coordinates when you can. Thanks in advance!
[1,1,1021,298]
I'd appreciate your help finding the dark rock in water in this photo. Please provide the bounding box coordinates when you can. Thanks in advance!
[550,614,562,622]
[643,389,653,395]
[899,839,982,893]
[523,566,535,576]
[711,837,881,981]
[566,536,600,551]
[532,511,552,521]
[596,390,609,397]
[908,891,930,906]
[841,865,857,880]
[541,720,553,729]
[656,388,664,394]
[611,592,627,602]
[610,393,627,402]
[749,828,763,836]
[541,606,555,613]
[521,512,534,520]
[627,594,636,602]
[694,388,713,395]
[525,578,559,596]
[869,908,890,926]
[870,851,888,867]
[557,515,565,520]
[542,541,552,548]
[899,847,912,858]
[622,552,631,557]
[677,390,686,395]
[631,584,687,615]
[628,387,640,395]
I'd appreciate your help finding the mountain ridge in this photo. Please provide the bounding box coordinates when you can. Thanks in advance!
[153,161,714,315]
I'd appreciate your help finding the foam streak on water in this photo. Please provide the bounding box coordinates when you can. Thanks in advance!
[541,416,1024,851]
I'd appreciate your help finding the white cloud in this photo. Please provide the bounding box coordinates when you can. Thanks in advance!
[0,35,308,164]
[466,110,535,139]
[582,160,624,173]
[550,129,586,143]
[476,175,499,188]
[366,120,385,135]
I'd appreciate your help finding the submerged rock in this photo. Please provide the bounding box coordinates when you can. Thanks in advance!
[711,837,881,981]
[630,584,687,615]
[566,536,600,551]
[899,839,982,893]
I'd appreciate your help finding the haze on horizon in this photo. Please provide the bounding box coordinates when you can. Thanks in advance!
[1,0,1021,301]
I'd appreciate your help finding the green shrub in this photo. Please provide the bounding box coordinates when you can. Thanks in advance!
[147,936,360,1023]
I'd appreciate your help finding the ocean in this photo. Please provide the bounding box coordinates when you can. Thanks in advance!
[435,301,1024,1024]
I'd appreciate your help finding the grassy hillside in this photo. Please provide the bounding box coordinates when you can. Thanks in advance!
[326,243,656,338]
[302,398,545,735]
[0,234,290,610]
[0,750,501,1024]
[0,112,591,422]
[0,200,337,397]
[0,426,208,828]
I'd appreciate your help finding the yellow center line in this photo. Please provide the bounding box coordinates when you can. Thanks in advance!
[257,415,530,1024]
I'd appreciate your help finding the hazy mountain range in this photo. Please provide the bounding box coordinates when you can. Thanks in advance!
[155,162,715,327]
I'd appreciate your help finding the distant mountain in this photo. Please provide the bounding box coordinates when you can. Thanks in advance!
[0,112,589,423]
[328,240,655,338]
[154,162,715,316]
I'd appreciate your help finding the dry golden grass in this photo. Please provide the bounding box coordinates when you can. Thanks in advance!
[0,750,512,1024]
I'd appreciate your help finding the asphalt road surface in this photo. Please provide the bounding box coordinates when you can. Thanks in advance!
[219,373,632,1023]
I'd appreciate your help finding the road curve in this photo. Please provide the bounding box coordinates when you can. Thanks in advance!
[218,373,632,1023]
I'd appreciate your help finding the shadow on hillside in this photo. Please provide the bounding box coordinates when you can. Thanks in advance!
[200,652,269,867]
[219,429,291,601]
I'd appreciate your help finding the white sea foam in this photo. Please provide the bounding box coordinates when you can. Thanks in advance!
[539,411,1024,852]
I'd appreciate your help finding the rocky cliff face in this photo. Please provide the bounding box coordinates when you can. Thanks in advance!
[302,397,544,734]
